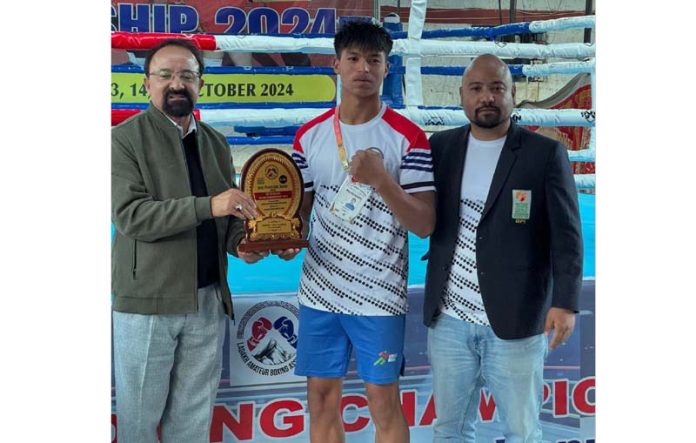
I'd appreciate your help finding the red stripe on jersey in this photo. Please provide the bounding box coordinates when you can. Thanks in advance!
[292,108,334,154]
[381,107,430,153]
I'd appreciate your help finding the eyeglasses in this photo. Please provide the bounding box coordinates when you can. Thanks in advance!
[148,69,200,83]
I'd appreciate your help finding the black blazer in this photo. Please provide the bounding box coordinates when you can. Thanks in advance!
[423,123,583,339]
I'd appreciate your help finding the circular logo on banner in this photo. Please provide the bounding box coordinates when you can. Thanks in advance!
[235,300,299,377]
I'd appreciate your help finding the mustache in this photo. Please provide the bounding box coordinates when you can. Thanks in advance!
[165,89,193,101]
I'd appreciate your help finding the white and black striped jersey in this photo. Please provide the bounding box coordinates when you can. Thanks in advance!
[292,104,435,315]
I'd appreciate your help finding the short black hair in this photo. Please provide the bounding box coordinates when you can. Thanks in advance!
[144,38,205,76]
[334,20,393,58]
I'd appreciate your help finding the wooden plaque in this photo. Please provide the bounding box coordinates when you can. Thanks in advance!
[237,148,309,253]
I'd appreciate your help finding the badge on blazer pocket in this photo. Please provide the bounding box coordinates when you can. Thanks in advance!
[512,189,531,223]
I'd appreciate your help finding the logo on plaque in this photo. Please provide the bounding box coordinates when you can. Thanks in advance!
[238,148,309,253]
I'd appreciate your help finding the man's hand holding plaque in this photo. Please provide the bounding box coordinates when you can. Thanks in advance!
[237,148,309,258]
[211,188,258,220]
[209,188,269,263]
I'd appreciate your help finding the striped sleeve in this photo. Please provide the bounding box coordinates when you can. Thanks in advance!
[291,109,333,193]
[382,108,435,193]
[400,144,436,193]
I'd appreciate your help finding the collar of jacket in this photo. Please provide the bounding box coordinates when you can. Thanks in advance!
[454,120,524,222]
[144,103,197,135]
[460,120,523,153]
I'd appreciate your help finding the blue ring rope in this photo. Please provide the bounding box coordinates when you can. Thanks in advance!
[227,136,295,145]
[112,65,534,76]
[391,22,532,40]
[112,65,337,75]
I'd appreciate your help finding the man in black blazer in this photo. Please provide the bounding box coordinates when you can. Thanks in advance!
[423,54,583,442]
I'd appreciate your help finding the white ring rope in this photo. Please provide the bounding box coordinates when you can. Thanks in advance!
[522,60,595,76]
[399,40,595,58]
[214,35,335,54]
[198,107,595,129]
[573,174,595,189]
[211,34,595,60]
[528,15,596,33]
[568,149,595,162]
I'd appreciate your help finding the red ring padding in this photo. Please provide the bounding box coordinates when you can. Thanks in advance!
[112,109,201,126]
[111,32,217,51]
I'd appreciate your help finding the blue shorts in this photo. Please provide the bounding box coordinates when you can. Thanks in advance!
[295,304,406,385]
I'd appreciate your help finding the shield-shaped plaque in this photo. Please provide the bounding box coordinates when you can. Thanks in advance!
[237,148,309,253]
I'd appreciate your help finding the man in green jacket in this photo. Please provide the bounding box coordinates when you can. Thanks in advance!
[111,39,288,443]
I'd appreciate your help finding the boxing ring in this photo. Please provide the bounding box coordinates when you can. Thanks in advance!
[111,2,595,441]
